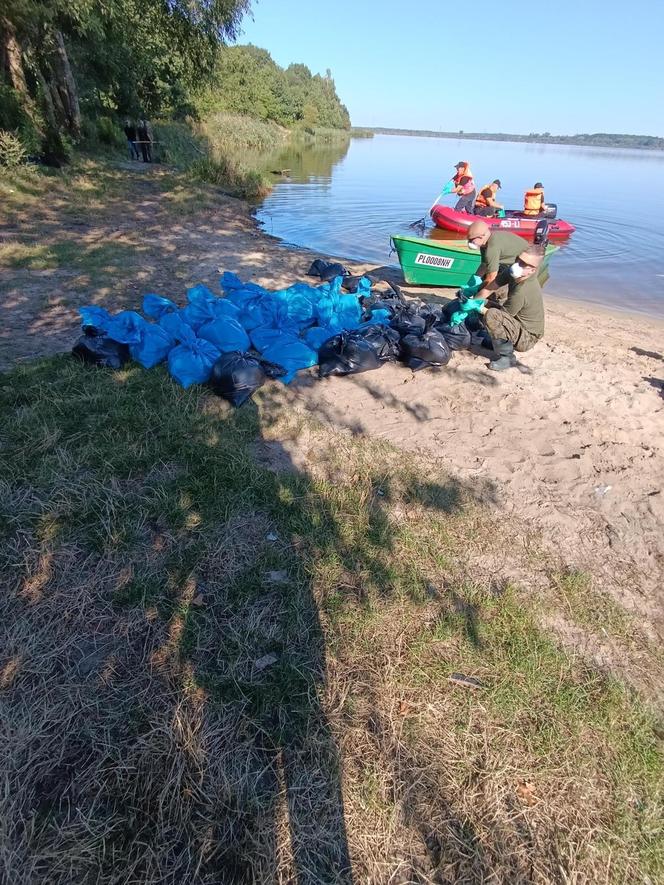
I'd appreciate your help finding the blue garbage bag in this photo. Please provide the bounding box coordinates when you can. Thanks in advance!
[303,326,336,352]
[159,311,192,340]
[313,276,362,332]
[314,276,342,327]
[238,297,270,332]
[336,294,362,330]
[269,284,317,329]
[79,305,112,334]
[366,308,392,325]
[168,324,220,388]
[261,339,317,384]
[356,277,372,297]
[212,299,241,321]
[220,271,244,293]
[250,325,292,353]
[142,294,178,320]
[198,316,250,353]
[220,272,267,296]
[129,323,176,369]
[106,311,146,345]
[180,284,220,330]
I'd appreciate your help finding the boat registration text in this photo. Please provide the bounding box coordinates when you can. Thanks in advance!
[414,253,454,268]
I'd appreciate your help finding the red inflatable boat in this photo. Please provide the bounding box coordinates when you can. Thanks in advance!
[431,205,575,239]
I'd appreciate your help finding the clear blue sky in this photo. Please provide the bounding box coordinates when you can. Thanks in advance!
[238,0,664,136]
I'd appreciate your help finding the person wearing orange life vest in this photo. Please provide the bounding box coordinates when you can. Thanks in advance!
[452,160,473,187]
[451,161,476,214]
[474,179,503,217]
[523,182,545,216]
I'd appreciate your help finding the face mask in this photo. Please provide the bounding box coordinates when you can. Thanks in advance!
[509,262,524,279]
[467,241,480,250]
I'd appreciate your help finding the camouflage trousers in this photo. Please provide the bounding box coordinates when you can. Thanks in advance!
[483,308,541,353]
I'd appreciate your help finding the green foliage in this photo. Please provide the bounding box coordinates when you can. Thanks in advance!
[41,125,74,166]
[155,114,277,198]
[190,156,270,200]
[1,0,254,163]
[195,45,351,130]
[0,131,28,167]
[0,85,42,154]
[152,121,207,167]
[96,116,124,147]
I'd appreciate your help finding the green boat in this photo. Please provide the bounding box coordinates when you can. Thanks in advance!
[391,232,557,288]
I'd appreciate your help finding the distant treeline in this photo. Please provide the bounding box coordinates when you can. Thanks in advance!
[367,128,664,150]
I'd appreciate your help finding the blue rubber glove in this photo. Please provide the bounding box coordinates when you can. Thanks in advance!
[450,297,485,326]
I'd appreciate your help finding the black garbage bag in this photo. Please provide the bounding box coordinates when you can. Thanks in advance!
[341,274,363,293]
[355,324,401,362]
[72,334,130,369]
[418,304,444,323]
[437,321,472,351]
[441,297,463,324]
[209,352,285,406]
[390,306,427,337]
[464,311,483,332]
[400,328,451,371]
[307,259,349,282]
[319,324,400,377]
[319,335,380,377]
[362,282,407,315]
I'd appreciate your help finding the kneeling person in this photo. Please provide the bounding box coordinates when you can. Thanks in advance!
[479,248,544,371]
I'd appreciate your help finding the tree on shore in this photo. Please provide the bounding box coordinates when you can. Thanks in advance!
[0,0,251,162]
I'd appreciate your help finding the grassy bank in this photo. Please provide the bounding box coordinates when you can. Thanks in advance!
[1,355,662,884]
[153,113,286,200]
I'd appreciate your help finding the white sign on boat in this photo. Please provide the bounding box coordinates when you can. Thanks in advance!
[414,253,454,268]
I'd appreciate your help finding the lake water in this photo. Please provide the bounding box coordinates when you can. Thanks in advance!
[255,134,664,316]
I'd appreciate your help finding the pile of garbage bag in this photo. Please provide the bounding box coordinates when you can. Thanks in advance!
[72,267,483,405]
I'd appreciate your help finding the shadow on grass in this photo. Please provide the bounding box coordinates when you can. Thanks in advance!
[0,357,504,883]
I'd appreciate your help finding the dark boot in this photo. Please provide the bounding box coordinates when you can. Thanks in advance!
[488,339,516,371]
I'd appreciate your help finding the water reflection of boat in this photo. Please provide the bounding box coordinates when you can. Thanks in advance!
[391,233,558,287]
[431,205,575,239]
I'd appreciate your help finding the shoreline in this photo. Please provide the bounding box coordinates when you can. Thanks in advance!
[252,210,664,329]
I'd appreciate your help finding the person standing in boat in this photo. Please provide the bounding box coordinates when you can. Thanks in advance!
[452,160,473,188]
[523,182,545,215]
[474,179,503,216]
[466,221,530,301]
[477,247,545,371]
[450,161,476,213]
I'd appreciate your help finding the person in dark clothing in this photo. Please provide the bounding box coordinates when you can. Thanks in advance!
[478,247,545,371]
[136,118,152,162]
[123,119,139,161]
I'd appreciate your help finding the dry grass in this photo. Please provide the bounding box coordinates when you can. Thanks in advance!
[0,358,662,884]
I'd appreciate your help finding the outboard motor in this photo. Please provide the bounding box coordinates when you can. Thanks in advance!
[544,203,558,219]
[534,219,549,247]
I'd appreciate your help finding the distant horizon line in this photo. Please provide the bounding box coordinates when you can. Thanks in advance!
[354,127,664,150]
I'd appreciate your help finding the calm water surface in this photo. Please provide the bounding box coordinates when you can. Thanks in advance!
[255,134,664,315]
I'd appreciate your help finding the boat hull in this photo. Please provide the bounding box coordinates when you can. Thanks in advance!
[391,233,557,287]
[430,205,575,239]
